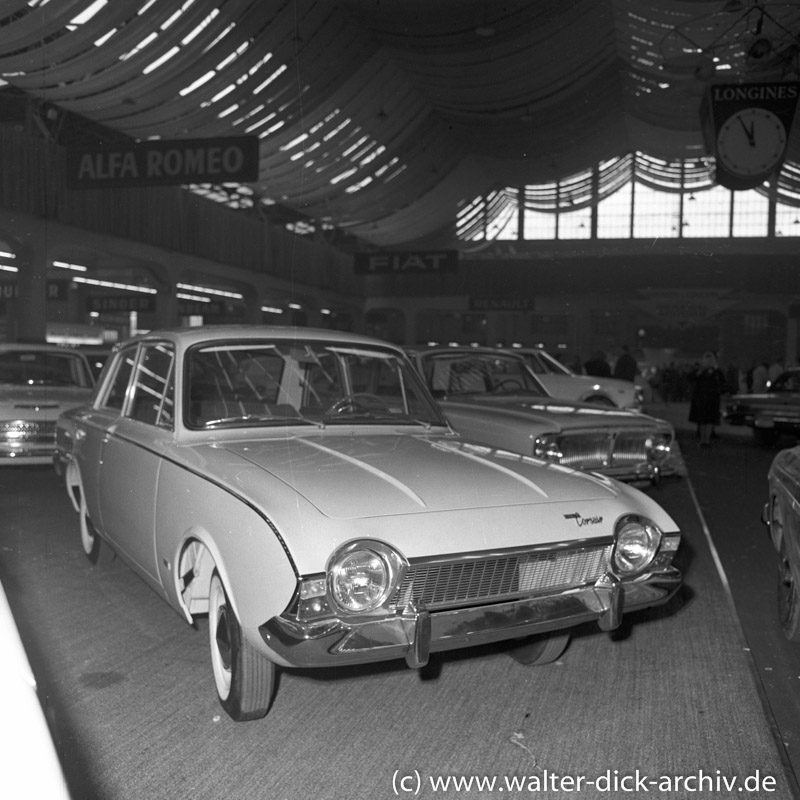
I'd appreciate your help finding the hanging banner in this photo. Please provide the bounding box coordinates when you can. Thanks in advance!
[87,295,156,314]
[354,250,459,275]
[66,136,259,189]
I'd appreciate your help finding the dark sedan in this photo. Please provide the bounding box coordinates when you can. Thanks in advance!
[725,368,800,446]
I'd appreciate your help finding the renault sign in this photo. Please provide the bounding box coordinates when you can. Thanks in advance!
[67,136,259,188]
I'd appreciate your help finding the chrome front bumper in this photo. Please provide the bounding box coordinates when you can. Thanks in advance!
[0,445,56,465]
[260,567,681,669]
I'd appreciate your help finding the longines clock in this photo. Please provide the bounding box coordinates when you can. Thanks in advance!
[701,82,800,190]
[716,107,787,177]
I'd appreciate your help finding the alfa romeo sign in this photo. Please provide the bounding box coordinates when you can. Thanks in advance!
[67,136,259,188]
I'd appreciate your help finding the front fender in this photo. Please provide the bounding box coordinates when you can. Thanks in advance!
[155,459,298,634]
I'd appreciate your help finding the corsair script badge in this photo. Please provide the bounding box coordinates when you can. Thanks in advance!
[563,512,603,527]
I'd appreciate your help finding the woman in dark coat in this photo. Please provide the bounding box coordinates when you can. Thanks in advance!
[688,351,727,446]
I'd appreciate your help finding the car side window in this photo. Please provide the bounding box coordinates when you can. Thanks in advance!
[128,343,175,429]
[101,348,137,411]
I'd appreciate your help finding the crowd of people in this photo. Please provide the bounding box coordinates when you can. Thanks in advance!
[648,357,785,402]
[570,347,787,449]
[564,346,786,406]
[582,346,638,381]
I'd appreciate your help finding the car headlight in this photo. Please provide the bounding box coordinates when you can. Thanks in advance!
[612,515,662,576]
[327,540,405,614]
[646,432,672,463]
[533,433,562,462]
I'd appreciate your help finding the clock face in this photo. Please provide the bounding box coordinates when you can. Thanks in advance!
[716,108,787,177]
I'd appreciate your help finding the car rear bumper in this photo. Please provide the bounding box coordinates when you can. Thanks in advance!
[260,566,681,669]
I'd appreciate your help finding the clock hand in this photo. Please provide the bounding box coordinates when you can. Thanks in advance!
[739,116,756,147]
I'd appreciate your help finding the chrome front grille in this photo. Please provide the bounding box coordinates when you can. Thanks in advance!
[0,419,56,444]
[558,432,614,469]
[558,429,654,470]
[392,544,611,610]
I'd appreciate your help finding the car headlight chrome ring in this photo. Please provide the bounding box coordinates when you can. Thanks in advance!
[327,540,405,614]
[612,515,662,576]
[533,433,563,462]
[646,432,672,464]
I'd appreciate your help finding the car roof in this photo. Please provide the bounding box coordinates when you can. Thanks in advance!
[406,344,526,360]
[0,343,87,356]
[117,325,405,352]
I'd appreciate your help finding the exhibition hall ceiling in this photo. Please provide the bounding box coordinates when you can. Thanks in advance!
[1,0,800,248]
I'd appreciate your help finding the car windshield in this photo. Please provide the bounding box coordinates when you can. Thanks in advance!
[0,350,93,388]
[186,340,447,428]
[418,352,548,398]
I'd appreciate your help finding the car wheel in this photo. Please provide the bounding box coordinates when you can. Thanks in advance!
[776,520,800,642]
[208,571,275,721]
[508,632,570,665]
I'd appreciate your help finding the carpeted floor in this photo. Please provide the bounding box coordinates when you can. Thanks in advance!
[1,467,793,800]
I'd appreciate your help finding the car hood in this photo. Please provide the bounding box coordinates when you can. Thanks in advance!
[441,395,665,430]
[0,384,93,419]
[220,432,615,520]
[185,431,676,571]
[581,375,639,397]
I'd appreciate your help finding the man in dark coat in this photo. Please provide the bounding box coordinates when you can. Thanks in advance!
[688,351,727,447]
[584,350,611,378]
[613,346,638,382]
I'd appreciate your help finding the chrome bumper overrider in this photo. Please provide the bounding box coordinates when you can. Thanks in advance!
[261,567,681,669]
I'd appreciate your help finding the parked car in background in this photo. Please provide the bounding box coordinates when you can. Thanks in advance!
[512,347,643,409]
[764,445,800,641]
[0,344,94,465]
[1,578,71,798]
[55,326,682,721]
[407,345,685,485]
[78,346,112,381]
[725,367,800,446]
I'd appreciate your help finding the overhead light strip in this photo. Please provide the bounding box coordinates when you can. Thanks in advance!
[52,260,88,272]
[177,292,211,302]
[73,277,157,294]
[176,282,242,299]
